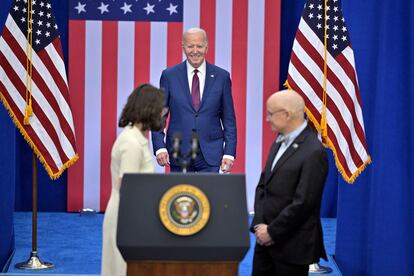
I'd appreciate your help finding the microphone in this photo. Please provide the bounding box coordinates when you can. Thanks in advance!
[191,132,199,160]
[172,133,182,160]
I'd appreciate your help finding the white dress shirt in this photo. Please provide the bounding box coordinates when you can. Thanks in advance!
[271,121,307,171]
[187,60,206,99]
[156,60,234,163]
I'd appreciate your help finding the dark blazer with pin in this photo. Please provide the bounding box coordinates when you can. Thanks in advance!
[251,125,328,265]
[151,61,237,166]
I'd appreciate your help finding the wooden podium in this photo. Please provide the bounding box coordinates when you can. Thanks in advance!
[117,173,250,276]
[127,261,238,276]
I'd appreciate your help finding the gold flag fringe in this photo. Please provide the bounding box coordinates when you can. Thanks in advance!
[284,80,371,184]
[0,92,78,180]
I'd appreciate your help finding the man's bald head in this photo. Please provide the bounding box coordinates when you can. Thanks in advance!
[266,90,305,134]
[267,90,304,117]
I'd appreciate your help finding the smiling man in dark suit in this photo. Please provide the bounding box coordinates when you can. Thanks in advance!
[152,27,237,172]
[251,90,328,276]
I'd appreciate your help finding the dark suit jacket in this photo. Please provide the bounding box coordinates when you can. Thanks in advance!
[251,125,328,265]
[151,61,237,166]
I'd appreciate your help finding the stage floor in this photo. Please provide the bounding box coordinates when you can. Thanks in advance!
[1,212,341,276]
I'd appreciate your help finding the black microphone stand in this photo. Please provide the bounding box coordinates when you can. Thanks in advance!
[171,132,199,173]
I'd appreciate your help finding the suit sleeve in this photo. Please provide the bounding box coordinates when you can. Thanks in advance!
[250,172,265,233]
[151,70,170,155]
[221,72,237,157]
[267,149,328,243]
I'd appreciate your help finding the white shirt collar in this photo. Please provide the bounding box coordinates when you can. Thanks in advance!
[277,121,308,145]
[186,60,206,76]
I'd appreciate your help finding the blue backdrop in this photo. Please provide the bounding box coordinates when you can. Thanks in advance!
[280,1,414,274]
[0,0,68,270]
[334,0,414,275]
[0,0,68,214]
[0,106,15,271]
[1,0,413,275]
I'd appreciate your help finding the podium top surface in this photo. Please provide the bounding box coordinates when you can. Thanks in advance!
[117,173,250,261]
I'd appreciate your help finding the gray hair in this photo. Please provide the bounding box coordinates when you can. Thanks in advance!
[182,27,208,46]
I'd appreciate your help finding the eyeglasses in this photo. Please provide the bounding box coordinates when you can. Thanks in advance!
[266,109,286,118]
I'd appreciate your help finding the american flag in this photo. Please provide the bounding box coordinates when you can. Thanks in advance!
[286,0,371,183]
[0,0,77,178]
[67,0,281,212]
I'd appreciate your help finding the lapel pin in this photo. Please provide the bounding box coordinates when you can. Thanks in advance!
[210,74,214,78]
[292,143,299,149]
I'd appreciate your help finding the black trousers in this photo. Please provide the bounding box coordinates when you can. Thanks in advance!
[252,244,308,276]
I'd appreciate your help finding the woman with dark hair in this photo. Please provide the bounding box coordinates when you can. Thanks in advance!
[101,84,164,276]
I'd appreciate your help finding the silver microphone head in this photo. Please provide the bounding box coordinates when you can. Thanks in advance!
[191,132,198,159]
[172,132,182,159]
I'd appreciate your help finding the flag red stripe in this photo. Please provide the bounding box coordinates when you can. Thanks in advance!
[336,51,364,107]
[325,125,353,176]
[325,86,365,166]
[200,0,216,63]
[36,49,76,146]
[167,22,183,67]
[296,30,366,144]
[295,31,367,162]
[295,29,324,70]
[2,28,76,149]
[287,76,353,177]
[0,44,70,166]
[0,80,59,172]
[134,22,151,87]
[290,51,324,97]
[68,20,86,212]
[288,76,321,123]
[100,21,118,211]
[262,0,281,166]
[231,0,248,172]
[295,30,324,97]
[291,51,364,167]
[49,39,70,104]
[325,123,352,177]
[290,52,362,168]
[52,39,65,62]
[326,67,368,155]
[335,52,370,152]
[37,46,70,110]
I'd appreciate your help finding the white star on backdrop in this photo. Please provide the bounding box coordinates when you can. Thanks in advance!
[166,3,178,15]
[143,2,155,15]
[98,2,109,14]
[120,2,132,14]
[74,2,86,14]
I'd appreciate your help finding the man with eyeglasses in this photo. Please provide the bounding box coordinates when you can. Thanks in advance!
[251,90,329,276]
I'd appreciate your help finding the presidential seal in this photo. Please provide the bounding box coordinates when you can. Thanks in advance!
[159,184,210,236]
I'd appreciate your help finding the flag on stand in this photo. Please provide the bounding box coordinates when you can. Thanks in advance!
[0,0,78,179]
[286,0,371,183]
[67,0,281,212]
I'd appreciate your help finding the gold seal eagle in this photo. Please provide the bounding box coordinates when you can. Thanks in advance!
[159,184,210,236]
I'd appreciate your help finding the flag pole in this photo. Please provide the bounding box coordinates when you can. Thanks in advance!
[15,153,54,270]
